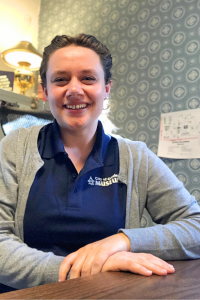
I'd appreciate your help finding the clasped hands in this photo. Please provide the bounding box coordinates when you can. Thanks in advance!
[59,233,175,281]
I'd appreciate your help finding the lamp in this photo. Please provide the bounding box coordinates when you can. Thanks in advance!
[1,41,42,95]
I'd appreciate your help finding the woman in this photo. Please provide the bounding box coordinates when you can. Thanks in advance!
[0,34,199,292]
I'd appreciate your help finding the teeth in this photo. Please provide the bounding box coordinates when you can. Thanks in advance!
[66,104,87,110]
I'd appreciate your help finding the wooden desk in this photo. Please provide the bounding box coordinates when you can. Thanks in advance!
[0,260,200,299]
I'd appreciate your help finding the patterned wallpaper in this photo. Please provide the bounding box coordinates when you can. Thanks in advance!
[38,0,200,217]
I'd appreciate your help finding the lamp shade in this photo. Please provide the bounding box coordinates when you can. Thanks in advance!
[1,41,42,70]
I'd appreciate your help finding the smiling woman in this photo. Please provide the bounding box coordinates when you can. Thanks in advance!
[0,33,200,293]
[43,45,111,138]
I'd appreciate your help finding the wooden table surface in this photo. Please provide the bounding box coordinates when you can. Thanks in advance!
[1,260,200,299]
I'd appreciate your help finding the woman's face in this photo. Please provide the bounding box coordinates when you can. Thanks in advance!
[43,45,111,133]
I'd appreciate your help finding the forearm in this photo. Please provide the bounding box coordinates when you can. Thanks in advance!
[119,214,200,260]
[0,232,64,289]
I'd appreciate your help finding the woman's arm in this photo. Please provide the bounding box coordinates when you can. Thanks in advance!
[0,130,64,289]
[0,233,64,289]
[119,141,200,260]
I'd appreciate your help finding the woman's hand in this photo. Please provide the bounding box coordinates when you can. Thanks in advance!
[59,233,130,281]
[102,252,175,276]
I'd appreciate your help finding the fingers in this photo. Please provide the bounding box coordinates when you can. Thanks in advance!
[127,260,153,276]
[69,253,87,279]
[133,259,170,276]
[59,252,78,281]
[101,252,175,277]
[70,249,92,279]
[70,247,108,278]
[86,251,108,275]
[63,234,130,279]
[136,254,175,275]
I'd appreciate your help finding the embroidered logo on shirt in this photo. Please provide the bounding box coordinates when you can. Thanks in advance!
[88,174,118,186]
[88,176,95,185]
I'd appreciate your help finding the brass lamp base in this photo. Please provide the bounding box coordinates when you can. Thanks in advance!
[14,62,34,95]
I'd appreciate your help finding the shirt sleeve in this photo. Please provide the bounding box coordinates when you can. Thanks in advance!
[0,130,64,290]
[119,142,200,260]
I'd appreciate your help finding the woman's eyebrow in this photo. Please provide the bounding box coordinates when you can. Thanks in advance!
[52,70,68,76]
[81,69,96,73]
[50,71,69,81]
[52,69,96,76]
[78,69,99,77]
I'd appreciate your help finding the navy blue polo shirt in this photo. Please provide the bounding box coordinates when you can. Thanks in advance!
[24,120,127,256]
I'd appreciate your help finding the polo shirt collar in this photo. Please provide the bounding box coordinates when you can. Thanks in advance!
[90,120,111,164]
[42,120,65,158]
[41,120,112,166]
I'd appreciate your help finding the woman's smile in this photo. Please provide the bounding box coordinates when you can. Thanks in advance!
[65,104,87,110]
[63,103,90,115]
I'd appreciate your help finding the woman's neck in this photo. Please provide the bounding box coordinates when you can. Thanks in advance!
[59,124,98,173]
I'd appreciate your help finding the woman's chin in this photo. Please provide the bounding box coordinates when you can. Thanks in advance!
[58,118,98,133]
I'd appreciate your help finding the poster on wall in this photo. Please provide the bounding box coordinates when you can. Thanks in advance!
[158,108,200,159]
[0,71,14,91]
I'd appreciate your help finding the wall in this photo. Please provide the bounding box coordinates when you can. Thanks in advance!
[0,0,41,95]
[38,0,200,213]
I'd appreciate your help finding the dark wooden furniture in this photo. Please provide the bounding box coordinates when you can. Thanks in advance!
[0,260,200,299]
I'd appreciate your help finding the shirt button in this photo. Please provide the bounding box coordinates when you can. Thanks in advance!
[72,173,77,178]
[74,189,78,193]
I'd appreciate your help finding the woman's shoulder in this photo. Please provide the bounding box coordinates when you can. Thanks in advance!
[111,134,148,152]
[0,125,44,159]
[111,134,161,168]
[1,125,44,143]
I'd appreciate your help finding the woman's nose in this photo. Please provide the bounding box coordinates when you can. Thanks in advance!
[66,78,83,97]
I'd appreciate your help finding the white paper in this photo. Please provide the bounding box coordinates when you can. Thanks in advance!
[157,108,200,159]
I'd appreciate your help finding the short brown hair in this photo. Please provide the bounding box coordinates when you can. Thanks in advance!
[40,33,112,87]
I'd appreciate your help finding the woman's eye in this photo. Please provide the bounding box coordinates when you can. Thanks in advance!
[53,78,68,85]
[85,77,95,80]
[82,76,96,83]
[54,78,67,82]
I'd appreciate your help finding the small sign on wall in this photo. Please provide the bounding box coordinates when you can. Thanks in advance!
[158,108,200,159]
[0,71,14,91]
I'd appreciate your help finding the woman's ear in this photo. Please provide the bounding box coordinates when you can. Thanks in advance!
[104,81,112,100]
[42,86,48,101]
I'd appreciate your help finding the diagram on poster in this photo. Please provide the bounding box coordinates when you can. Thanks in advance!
[157,108,200,159]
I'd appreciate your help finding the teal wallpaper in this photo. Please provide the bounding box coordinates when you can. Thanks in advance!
[38,0,200,221]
